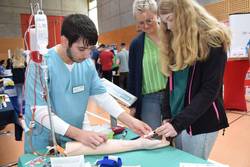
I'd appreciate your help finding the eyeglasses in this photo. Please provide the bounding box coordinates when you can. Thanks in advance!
[137,18,155,27]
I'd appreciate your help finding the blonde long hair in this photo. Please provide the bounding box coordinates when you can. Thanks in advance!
[158,0,231,76]
[13,48,25,68]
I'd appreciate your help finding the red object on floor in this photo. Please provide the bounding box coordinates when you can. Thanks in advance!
[223,59,249,111]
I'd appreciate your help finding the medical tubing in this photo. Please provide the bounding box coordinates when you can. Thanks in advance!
[29,63,46,156]
[42,59,58,155]
[23,15,33,50]
[31,63,38,122]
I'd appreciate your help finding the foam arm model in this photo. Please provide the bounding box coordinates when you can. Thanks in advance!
[64,138,169,156]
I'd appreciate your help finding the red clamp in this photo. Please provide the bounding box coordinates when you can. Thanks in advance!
[111,126,125,134]
[31,51,43,63]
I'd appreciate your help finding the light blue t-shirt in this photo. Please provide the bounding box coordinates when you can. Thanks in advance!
[24,48,106,153]
[117,49,129,73]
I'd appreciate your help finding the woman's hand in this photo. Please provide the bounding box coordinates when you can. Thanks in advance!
[155,122,177,138]
[129,107,136,116]
[129,117,152,135]
[118,112,152,135]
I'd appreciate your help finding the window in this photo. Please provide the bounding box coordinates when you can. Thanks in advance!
[88,0,98,32]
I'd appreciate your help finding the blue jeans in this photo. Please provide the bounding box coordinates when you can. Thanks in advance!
[141,91,164,129]
[174,130,218,159]
[15,83,23,106]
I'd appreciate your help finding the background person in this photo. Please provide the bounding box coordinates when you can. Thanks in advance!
[98,44,114,81]
[90,45,101,76]
[116,42,129,90]
[12,48,26,113]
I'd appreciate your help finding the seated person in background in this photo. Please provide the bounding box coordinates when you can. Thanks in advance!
[6,58,13,70]
[0,60,5,75]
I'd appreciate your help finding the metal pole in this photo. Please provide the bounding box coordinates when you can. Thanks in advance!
[110,115,117,128]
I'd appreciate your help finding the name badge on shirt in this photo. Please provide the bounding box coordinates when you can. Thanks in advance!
[72,85,84,94]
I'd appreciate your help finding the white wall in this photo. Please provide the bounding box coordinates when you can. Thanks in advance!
[0,0,88,37]
[97,0,224,34]
[97,0,135,33]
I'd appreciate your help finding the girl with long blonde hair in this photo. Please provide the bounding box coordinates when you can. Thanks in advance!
[12,49,26,113]
[155,0,231,159]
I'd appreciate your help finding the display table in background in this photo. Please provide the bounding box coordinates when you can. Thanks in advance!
[0,100,23,140]
[223,58,249,111]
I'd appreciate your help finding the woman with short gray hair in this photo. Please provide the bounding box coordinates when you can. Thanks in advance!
[128,0,167,130]
[132,0,157,16]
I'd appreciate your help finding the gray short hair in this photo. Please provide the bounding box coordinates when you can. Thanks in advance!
[132,0,158,16]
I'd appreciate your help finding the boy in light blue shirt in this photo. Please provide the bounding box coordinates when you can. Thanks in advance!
[24,14,151,153]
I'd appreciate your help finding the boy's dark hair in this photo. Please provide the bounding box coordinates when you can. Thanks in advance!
[61,14,98,47]
[121,43,126,47]
[98,44,105,48]
[0,60,5,65]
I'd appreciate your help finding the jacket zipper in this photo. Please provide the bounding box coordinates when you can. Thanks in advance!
[187,64,220,135]
[169,71,173,93]
[188,63,196,135]
[212,101,220,121]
